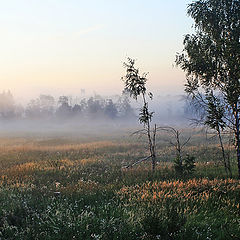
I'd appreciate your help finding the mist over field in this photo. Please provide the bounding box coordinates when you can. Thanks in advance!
[1,1,239,239]
[0,90,192,137]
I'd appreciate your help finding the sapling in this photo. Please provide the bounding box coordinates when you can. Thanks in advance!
[122,58,157,171]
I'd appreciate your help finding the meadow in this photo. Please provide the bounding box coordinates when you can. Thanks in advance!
[0,129,239,240]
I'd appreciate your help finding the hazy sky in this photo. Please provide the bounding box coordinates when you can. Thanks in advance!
[0,0,193,102]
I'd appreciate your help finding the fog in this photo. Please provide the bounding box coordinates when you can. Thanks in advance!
[0,90,192,137]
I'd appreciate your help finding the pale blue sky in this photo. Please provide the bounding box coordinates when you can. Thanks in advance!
[0,0,193,101]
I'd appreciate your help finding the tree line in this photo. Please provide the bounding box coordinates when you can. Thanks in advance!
[0,91,135,121]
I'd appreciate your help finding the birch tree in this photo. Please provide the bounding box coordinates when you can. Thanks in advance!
[176,0,240,178]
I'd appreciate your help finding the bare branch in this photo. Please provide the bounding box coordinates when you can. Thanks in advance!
[181,136,191,148]
[122,155,152,169]
[130,129,147,136]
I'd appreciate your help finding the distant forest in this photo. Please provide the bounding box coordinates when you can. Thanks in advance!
[0,91,137,122]
[0,91,194,125]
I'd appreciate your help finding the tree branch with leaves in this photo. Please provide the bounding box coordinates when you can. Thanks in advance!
[176,0,240,178]
[122,58,157,171]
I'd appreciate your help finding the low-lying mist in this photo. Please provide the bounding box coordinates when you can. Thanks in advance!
[0,90,193,137]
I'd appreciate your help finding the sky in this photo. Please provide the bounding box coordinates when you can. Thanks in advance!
[0,0,194,102]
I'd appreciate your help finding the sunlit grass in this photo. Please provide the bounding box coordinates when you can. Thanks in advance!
[0,133,239,239]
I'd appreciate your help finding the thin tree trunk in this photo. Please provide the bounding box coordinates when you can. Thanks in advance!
[151,124,157,171]
[217,126,230,177]
[235,107,240,179]
[147,121,155,171]
[142,93,156,172]
[176,130,182,164]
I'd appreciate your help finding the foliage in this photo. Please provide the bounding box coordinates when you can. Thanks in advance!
[174,155,196,176]
[122,58,157,171]
[204,92,226,131]
[176,0,240,177]
[122,58,154,126]
[122,58,147,100]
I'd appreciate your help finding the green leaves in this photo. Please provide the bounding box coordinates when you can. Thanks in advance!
[121,58,157,171]
[176,0,240,135]
[205,92,226,131]
[177,0,240,177]
[139,103,154,125]
[122,58,154,126]
[122,58,147,100]
[174,155,196,176]
[177,0,240,95]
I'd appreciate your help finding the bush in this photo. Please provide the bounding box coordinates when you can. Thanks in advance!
[174,155,195,177]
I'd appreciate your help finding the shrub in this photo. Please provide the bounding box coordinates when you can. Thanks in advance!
[174,155,195,177]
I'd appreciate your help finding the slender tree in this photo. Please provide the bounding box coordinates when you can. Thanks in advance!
[185,91,233,177]
[176,0,240,178]
[122,58,157,171]
[205,92,232,177]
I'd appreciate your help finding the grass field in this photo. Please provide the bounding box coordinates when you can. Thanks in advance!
[0,130,239,240]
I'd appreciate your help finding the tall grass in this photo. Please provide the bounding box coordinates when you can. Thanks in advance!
[0,134,239,239]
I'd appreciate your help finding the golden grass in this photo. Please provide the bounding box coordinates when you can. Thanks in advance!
[118,178,240,205]
[0,140,141,152]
